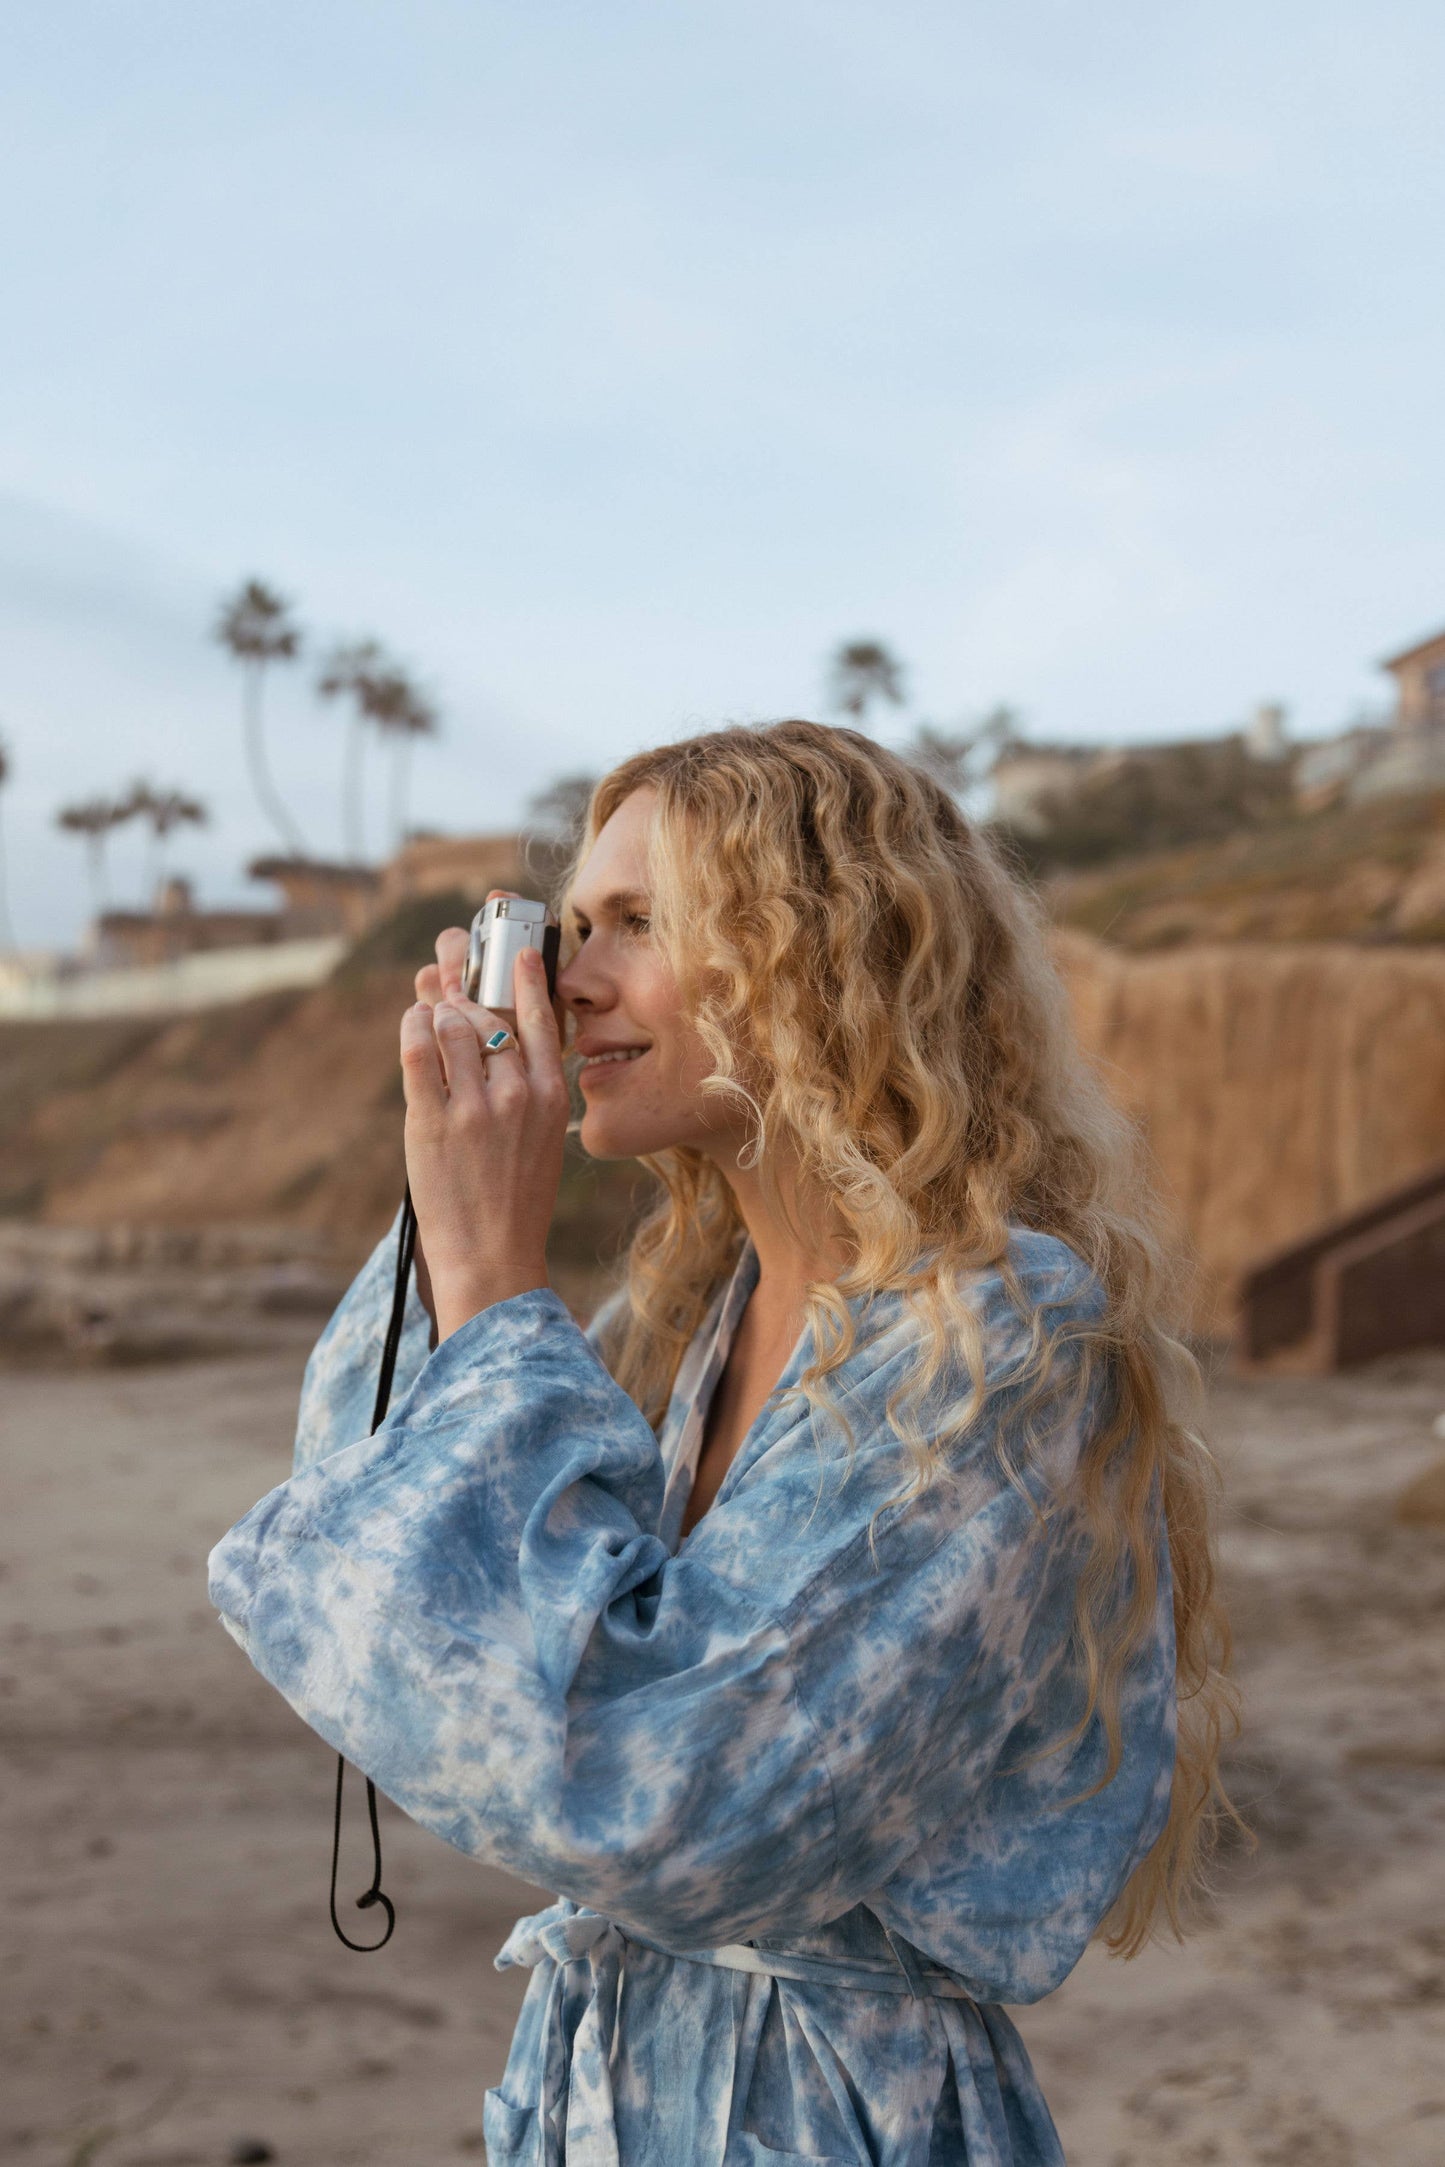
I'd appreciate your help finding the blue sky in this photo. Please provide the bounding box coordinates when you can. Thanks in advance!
[4,0,1444,945]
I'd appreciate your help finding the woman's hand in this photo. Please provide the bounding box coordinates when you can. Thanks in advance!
[400,928,569,1342]
[412,920,470,1009]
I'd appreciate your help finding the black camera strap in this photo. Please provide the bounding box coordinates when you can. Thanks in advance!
[328,1184,417,1952]
[324,909,556,1953]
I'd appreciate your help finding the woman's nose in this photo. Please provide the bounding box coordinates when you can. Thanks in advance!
[556,952,606,1012]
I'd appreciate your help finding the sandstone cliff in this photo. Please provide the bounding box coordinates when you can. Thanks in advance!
[1059,933,1445,1331]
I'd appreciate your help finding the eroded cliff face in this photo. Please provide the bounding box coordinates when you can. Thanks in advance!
[1057,933,1445,1332]
[10,937,1445,1337]
[24,974,417,1252]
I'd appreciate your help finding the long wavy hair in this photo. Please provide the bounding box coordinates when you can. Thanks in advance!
[560,718,1237,1955]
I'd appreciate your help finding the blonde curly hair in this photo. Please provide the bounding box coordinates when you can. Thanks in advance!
[561,718,1237,1956]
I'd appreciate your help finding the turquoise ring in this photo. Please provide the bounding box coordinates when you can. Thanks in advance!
[483,1028,517,1055]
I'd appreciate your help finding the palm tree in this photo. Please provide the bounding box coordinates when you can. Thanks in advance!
[215,578,307,855]
[127,780,209,904]
[826,639,907,728]
[316,638,388,860]
[317,646,441,858]
[121,780,156,900]
[905,705,1020,803]
[372,674,439,852]
[56,795,131,920]
[0,737,13,948]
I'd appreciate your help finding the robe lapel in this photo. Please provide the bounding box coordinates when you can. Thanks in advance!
[658,1241,760,1553]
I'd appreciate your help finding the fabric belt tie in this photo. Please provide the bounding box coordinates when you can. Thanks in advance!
[494,1901,978,2167]
[498,1897,979,1998]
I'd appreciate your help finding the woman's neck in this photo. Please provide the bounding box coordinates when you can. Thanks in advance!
[713,1148,849,1309]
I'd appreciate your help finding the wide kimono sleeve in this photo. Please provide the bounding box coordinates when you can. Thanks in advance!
[291,1211,433,1476]
[291,1219,624,1475]
[209,1238,1169,1960]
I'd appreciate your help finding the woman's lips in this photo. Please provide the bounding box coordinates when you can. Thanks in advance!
[577,1046,650,1086]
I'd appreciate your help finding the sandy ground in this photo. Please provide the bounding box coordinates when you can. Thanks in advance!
[5,1338,1445,2167]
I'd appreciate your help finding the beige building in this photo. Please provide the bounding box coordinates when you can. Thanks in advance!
[94,878,281,969]
[247,857,382,939]
[1290,624,1445,811]
[85,838,534,975]
[1342,625,1445,803]
[378,832,528,910]
[7,832,549,1021]
[1383,626,1445,733]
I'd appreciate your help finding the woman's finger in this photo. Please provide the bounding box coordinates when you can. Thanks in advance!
[432,993,513,1050]
[512,947,565,1094]
[399,1003,447,1112]
[466,997,528,1095]
[434,926,470,1001]
[432,1002,488,1107]
[414,961,443,1003]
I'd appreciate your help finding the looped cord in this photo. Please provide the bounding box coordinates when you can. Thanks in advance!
[330,1756,396,1952]
[327,1185,417,1952]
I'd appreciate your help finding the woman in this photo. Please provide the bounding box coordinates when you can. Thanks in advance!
[210,720,1234,2165]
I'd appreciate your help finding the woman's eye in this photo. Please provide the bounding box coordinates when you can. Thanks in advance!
[621,912,651,935]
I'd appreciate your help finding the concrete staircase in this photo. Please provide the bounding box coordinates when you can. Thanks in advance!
[1239,1162,1445,1369]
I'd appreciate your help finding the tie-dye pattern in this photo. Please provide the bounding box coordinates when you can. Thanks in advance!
[210,1220,1176,2165]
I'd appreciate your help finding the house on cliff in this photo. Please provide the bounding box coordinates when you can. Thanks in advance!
[1295,622,1445,809]
[245,857,381,941]
[94,878,282,970]
[1359,627,1445,799]
[1385,626,1445,732]
[91,838,530,973]
[377,831,527,909]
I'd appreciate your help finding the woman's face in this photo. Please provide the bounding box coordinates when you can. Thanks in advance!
[558,787,742,1164]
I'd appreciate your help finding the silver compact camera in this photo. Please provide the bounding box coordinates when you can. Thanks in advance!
[463,896,561,1015]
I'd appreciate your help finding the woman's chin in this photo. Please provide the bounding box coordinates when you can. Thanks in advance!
[577,1107,650,1161]
[577,1105,689,1163]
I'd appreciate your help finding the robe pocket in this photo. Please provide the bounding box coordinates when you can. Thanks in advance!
[482,2087,538,2163]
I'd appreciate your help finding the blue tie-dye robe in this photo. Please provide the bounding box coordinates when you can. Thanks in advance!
[209,1221,1176,2166]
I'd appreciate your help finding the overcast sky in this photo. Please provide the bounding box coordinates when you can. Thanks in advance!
[4,0,1444,947]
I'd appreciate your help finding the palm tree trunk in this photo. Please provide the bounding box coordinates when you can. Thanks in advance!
[243,661,308,855]
[390,734,412,854]
[343,713,367,863]
[87,836,106,919]
[144,821,160,911]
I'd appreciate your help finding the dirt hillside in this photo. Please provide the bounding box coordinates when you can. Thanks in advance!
[1048,786,1445,950]
[3,927,1444,1336]
[24,972,418,1250]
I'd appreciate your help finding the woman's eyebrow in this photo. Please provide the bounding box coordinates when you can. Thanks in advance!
[573,888,651,918]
